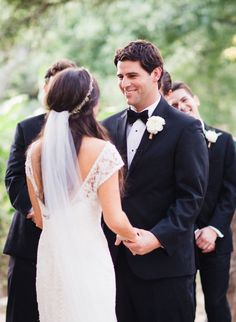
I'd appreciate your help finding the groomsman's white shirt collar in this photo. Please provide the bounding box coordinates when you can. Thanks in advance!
[127,97,161,168]
[196,118,224,238]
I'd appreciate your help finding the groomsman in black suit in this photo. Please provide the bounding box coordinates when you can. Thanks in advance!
[167,81,236,322]
[103,40,209,322]
[4,59,77,322]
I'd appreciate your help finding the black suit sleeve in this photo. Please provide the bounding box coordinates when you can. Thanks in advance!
[151,120,209,255]
[5,123,31,216]
[208,135,236,234]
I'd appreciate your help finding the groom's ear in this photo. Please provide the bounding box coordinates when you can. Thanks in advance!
[193,95,200,107]
[151,67,162,83]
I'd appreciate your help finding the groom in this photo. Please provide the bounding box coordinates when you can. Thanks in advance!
[103,40,209,322]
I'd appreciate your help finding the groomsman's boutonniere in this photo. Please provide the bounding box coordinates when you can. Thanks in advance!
[146,116,165,139]
[204,129,222,148]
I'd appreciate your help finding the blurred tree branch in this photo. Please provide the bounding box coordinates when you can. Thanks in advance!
[0,0,69,51]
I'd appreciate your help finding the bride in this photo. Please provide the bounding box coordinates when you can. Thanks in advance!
[25,67,138,322]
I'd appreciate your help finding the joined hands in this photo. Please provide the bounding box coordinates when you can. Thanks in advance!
[115,229,161,256]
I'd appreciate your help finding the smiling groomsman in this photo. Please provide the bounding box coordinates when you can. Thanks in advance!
[167,81,236,322]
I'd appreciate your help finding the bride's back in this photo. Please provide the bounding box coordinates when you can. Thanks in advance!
[29,136,108,195]
[78,136,108,182]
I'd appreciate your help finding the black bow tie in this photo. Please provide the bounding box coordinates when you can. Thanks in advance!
[127,109,149,125]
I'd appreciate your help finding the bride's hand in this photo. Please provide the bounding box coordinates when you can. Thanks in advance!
[114,228,140,246]
[114,234,125,246]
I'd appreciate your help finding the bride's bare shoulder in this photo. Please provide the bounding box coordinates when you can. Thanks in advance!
[79,137,108,173]
[81,137,108,155]
[29,139,42,159]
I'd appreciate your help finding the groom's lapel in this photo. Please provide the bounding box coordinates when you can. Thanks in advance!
[116,109,128,168]
[128,96,168,176]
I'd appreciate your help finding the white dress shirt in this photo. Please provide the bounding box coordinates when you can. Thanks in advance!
[127,98,160,168]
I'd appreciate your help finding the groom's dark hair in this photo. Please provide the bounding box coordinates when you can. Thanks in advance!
[114,39,164,88]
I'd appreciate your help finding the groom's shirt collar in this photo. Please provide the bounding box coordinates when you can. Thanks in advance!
[126,97,161,168]
[129,96,161,117]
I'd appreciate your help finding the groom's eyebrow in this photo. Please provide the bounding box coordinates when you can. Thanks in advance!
[127,72,139,77]
[117,72,139,78]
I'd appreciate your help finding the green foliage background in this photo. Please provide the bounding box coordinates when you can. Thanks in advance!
[0,0,236,296]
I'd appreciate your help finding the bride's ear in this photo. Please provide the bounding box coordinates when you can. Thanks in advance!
[93,104,100,117]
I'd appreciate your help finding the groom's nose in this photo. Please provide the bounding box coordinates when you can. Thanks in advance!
[121,77,131,88]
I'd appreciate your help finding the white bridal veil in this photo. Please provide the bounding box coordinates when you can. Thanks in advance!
[41,110,87,320]
[42,110,81,218]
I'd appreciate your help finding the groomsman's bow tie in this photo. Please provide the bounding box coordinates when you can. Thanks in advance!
[127,109,149,125]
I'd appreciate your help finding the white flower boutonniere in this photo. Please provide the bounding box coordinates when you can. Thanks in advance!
[204,129,222,148]
[146,116,165,139]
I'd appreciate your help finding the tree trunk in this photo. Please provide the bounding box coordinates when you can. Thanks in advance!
[228,211,236,321]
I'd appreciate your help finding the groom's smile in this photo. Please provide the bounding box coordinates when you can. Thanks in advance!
[116,60,161,112]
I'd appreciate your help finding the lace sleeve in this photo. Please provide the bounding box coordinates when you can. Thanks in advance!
[83,142,124,198]
[25,144,40,198]
[97,142,124,188]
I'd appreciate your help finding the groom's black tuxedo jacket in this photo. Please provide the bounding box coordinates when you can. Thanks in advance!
[103,97,209,280]
[196,124,236,254]
[4,114,45,261]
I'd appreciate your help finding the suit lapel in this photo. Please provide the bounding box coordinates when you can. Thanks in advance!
[128,96,168,176]
[116,110,128,169]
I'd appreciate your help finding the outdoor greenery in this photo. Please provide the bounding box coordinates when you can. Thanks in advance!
[0,0,236,296]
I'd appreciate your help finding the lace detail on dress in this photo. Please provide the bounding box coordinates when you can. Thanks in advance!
[80,142,124,200]
[25,143,40,198]
[25,143,49,218]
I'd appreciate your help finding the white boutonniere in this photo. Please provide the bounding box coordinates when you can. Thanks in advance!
[204,129,222,148]
[146,116,165,139]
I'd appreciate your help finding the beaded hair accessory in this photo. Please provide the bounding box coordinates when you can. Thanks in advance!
[70,69,93,115]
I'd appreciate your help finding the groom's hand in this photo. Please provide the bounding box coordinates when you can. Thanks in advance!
[123,229,161,255]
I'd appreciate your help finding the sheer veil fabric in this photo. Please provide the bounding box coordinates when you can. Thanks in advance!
[42,110,81,219]
[40,110,86,321]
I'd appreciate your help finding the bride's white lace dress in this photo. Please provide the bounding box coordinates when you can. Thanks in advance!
[26,141,123,322]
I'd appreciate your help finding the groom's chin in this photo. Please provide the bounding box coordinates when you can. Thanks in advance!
[125,98,135,107]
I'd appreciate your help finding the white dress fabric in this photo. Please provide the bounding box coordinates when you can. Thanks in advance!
[25,141,123,322]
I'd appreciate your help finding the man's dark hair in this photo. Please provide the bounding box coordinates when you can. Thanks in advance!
[172,81,194,97]
[44,59,77,84]
[114,39,164,88]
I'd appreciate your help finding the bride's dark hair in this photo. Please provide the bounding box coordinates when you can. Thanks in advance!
[45,67,109,153]
[44,67,124,194]
[31,67,124,199]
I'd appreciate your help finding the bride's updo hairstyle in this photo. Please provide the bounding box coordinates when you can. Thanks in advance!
[45,67,109,152]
